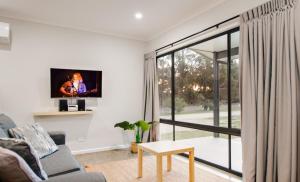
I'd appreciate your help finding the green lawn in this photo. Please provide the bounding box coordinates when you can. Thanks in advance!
[160,103,241,140]
[160,115,241,140]
[161,130,230,140]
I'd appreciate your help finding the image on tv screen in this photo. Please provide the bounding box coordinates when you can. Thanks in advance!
[51,68,102,98]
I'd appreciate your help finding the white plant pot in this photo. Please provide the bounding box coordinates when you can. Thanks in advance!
[122,130,135,145]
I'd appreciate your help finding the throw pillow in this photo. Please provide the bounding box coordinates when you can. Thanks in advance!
[0,146,42,182]
[0,128,7,138]
[9,123,58,158]
[0,138,48,180]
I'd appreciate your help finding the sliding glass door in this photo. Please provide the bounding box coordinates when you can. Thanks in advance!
[157,28,242,176]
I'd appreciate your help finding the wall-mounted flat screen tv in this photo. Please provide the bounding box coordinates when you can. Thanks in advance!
[51,68,102,98]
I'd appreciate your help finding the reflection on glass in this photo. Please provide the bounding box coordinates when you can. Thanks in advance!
[175,126,228,168]
[219,63,228,128]
[231,31,241,129]
[159,123,173,141]
[157,55,172,119]
[173,35,228,127]
[174,48,214,125]
[157,30,242,174]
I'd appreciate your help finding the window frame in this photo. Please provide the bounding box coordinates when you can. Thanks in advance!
[157,27,242,177]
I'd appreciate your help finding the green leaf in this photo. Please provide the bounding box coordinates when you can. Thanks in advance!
[135,120,150,132]
[114,121,135,130]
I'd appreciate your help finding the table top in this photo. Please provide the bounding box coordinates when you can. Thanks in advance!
[138,141,194,155]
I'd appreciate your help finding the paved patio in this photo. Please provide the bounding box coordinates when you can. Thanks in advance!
[160,125,242,173]
[177,137,242,172]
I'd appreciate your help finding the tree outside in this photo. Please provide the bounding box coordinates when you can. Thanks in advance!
[157,48,240,128]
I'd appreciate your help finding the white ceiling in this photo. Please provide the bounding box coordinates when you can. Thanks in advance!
[0,0,226,41]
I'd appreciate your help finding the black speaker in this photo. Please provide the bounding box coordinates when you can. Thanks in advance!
[59,100,68,111]
[77,99,85,111]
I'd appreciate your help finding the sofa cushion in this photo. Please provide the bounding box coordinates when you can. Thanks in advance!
[0,138,48,180]
[0,114,16,137]
[44,172,106,182]
[0,147,41,182]
[41,145,82,177]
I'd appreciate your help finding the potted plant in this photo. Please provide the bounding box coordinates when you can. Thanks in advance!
[114,120,151,153]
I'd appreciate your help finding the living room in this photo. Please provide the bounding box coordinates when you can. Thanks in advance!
[0,0,300,182]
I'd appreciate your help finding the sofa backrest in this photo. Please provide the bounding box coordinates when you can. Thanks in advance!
[0,114,16,138]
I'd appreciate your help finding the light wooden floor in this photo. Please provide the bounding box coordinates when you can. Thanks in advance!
[75,149,241,182]
[75,148,139,165]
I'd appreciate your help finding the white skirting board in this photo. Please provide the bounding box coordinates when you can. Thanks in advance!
[71,144,130,155]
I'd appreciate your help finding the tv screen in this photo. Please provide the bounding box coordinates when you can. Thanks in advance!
[50,68,102,98]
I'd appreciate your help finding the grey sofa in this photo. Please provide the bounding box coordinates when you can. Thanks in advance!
[0,114,106,182]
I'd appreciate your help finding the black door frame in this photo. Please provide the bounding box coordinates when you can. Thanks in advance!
[156,27,242,177]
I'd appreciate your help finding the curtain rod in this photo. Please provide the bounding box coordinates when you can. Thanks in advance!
[155,15,240,53]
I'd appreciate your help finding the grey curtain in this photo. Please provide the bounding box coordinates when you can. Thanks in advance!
[143,52,160,142]
[240,0,300,181]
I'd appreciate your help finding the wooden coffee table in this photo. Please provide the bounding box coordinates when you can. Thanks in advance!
[137,141,195,182]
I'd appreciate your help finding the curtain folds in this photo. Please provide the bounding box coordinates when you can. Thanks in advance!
[143,52,160,142]
[240,0,300,181]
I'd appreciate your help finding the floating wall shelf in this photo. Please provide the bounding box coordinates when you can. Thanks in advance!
[33,111,93,116]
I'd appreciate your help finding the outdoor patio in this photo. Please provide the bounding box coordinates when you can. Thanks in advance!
[160,124,242,173]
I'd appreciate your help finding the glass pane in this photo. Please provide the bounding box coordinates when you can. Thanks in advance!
[160,123,173,141]
[219,63,228,128]
[174,35,228,127]
[175,126,228,167]
[231,31,241,129]
[157,55,172,120]
[231,136,242,172]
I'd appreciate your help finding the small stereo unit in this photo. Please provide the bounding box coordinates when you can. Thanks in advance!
[68,105,78,112]
[59,99,86,112]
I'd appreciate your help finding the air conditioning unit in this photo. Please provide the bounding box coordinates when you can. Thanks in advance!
[0,22,11,49]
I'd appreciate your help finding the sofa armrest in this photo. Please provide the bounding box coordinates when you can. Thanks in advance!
[44,172,106,182]
[48,131,66,145]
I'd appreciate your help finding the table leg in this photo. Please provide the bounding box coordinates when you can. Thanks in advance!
[157,154,163,182]
[189,149,195,182]
[167,154,172,172]
[138,147,143,178]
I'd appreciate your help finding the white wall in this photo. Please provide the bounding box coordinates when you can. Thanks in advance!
[0,17,146,153]
[146,0,269,52]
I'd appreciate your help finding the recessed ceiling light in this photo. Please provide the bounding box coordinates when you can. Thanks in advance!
[135,12,143,20]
